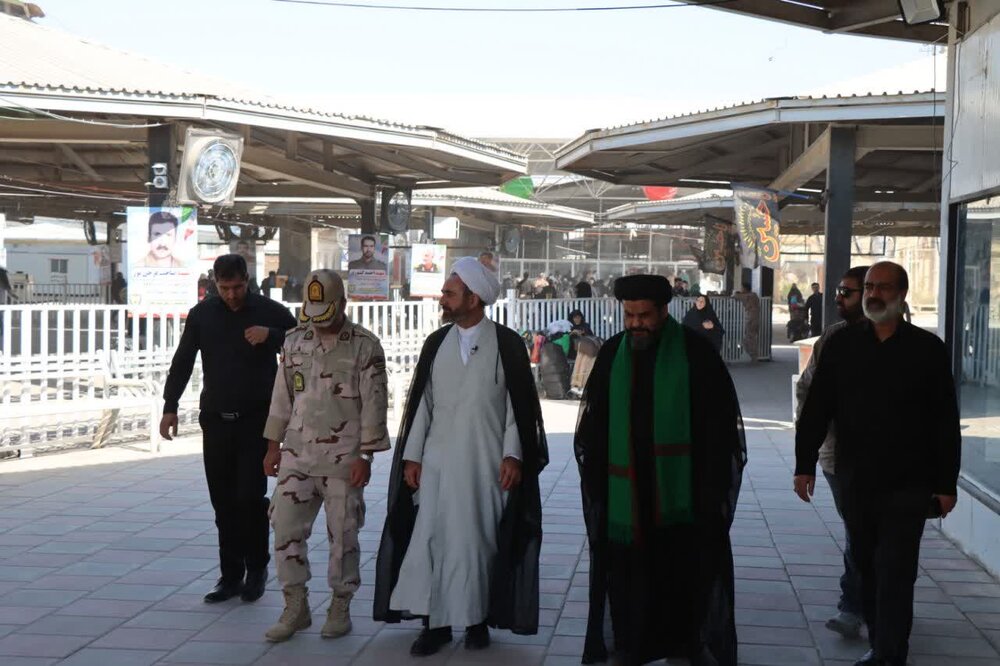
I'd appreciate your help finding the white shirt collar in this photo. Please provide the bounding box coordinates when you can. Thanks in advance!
[456,317,489,364]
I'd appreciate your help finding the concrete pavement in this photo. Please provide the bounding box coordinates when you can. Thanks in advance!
[0,347,997,665]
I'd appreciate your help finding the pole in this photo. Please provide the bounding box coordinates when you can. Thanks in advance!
[823,127,857,329]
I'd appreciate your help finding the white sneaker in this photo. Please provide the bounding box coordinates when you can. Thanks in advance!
[825,611,863,639]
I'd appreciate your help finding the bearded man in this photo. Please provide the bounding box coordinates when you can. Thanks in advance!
[374,257,548,656]
[575,274,746,666]
[795,261,961,666]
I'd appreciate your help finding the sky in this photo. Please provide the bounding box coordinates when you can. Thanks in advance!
[35,0,938,138]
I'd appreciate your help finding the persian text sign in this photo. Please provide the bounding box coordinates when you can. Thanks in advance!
[732,184,781,269]
[126,206,198,307]
[409,244,447,298]
[347,233,389,300]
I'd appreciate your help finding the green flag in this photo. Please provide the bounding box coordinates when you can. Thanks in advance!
[500,177,534,199]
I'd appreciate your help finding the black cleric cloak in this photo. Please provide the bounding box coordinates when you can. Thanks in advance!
[373,321,549,634]
[576,328,746,665]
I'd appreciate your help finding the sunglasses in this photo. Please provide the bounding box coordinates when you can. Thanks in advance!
[835,287,862,297]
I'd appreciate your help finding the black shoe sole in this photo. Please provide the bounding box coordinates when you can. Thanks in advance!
[203,589,242,604]
[410,634,453,656]
[240,588,265,603]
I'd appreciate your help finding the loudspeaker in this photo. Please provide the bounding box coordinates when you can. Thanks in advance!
[898,0,944,25]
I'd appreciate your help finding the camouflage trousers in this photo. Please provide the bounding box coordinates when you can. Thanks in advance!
[269,471,365,595]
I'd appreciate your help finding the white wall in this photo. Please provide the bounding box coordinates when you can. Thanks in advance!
[940,3,1000,578]
[942,484,1000,577]
[949,7,1000,202]
[6,242,101,284]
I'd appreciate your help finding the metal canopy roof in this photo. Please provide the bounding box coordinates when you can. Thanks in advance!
[555,92,944,201]
[230,187,593,232]
[673,0,947,43]
[0,13,526,218]
[601,191,940,237]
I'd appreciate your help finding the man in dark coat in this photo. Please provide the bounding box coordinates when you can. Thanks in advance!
[373,257,549,655]
[805,282,824,337]
[575,274,746,666]
[795,262,960,666]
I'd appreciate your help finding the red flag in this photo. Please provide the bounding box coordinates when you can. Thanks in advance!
[643,186,678,201]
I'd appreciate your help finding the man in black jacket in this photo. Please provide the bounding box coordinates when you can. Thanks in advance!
[160,254,296,604]
[805,282,823,337]
[794,261,961,666]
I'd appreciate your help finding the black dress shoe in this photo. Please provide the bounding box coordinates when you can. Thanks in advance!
[853,650,879,666]
[689,645,719,666]
[410,627,453,656]
[203,578,243,603]
[241,569,266,602]
[464,622,490,650]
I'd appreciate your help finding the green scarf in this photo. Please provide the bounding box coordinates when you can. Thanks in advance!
[608,316,693,545]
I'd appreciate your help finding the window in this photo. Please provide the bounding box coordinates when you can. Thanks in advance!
[957,195,1000,496]
[49,259,68,275]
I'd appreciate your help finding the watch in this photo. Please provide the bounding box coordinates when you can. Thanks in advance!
[360,452,374,463]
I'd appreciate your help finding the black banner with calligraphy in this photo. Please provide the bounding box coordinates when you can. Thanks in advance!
[699,218,731,275]
[732,184,781,269]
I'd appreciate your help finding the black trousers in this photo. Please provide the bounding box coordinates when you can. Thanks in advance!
[843,488,927,661]
[823,471,863,616]
[200,410,270,582]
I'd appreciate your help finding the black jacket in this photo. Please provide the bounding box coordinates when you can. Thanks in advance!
[162,294,296,414]
[373,321,549,634]
[682,305,725,353]
[795,320,961,495]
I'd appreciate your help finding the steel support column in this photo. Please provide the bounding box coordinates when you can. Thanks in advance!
[823,127,856,329]
[278,219,314,285]
[147,124,172,209]
[358,198,377,235]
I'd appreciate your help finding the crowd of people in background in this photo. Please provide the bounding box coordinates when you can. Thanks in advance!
[504,270,705,302]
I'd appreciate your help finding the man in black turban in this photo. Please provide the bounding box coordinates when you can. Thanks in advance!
[575,274,747,665]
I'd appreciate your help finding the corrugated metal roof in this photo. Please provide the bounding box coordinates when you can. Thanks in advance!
[413,187,593,223]
[0,13,522,161]
[599,90,943,133]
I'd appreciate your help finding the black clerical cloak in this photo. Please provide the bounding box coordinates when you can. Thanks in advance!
[576,329,746,665]
[373,321,549,634]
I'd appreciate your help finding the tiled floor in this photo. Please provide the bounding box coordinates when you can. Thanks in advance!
[1,346,998,665]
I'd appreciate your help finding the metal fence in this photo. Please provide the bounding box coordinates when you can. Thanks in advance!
[8,282,109,305]
[0,294,771,455]
[0,294,772,367]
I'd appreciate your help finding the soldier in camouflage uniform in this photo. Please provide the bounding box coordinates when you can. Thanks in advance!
[261,269,390,642]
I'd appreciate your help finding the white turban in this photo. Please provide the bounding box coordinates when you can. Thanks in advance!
[452,256,501,306]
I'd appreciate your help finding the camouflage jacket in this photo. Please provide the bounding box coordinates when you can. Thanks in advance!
[264,319,390,477]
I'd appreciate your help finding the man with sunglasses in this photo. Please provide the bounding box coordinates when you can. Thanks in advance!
[795,266,868,640]
[794,261,961,666]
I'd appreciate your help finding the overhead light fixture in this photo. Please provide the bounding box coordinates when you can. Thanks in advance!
[898,0,944,25]
[177,128,244,207]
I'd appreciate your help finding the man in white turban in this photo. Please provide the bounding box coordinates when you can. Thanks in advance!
[374,258,548,657]
[452,255,501,305]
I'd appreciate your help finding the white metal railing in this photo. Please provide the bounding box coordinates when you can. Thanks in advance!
[0,294,772,367]
[499,294,772,363]
[9,282,109,304]
[0,294,771,455]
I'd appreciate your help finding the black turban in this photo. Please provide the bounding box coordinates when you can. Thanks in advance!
[613,274,672,306]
